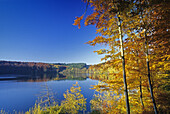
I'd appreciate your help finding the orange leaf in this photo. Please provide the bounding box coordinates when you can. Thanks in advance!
[73,15,84,29]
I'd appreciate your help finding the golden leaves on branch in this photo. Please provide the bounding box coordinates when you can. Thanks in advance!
[73,0,170,113]
[85,12,99,26]
[73,15,84,29]
[86,36,109,46]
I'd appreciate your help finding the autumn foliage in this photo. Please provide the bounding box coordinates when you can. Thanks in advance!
[74,0,170,113]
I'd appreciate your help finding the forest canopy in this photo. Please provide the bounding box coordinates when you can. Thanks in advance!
[74,0,170,113]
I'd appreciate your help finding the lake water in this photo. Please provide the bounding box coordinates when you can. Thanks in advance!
[0,74,99,113]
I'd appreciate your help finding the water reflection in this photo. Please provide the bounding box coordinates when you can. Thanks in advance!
[0,73,98,113]
[0,73,89,82]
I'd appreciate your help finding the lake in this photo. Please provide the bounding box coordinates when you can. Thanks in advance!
[0,74,99,113]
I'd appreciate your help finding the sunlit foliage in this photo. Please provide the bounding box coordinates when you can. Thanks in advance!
[74,0,170,113]
[24,82,86,114]
[61,82,87,114]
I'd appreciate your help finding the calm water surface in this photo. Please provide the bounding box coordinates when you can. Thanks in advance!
[0,74,99,113]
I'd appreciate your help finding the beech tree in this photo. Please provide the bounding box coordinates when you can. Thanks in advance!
[74,0,137,113]
[74,0,169,113]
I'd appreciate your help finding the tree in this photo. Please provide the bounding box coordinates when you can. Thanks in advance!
[61,82,86,114]
[74,0,169,113]
[25,82,87,114]
[123,1,170,113]
[74,0,136,113]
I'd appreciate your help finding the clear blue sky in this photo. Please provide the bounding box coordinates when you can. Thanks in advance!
[0,0,104,65]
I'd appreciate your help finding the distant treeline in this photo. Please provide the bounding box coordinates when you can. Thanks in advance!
[52,63,89,69]
[52,63,91,74]
[0,61,91,76]
[0,61,59,76]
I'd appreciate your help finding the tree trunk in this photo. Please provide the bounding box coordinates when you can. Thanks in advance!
[144,29,158,114]
[139,76,144,109]
[136,51,145,109]
[118,12,130,114]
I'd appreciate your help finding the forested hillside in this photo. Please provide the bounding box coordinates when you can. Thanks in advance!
[0,61,90,76]
[0,61,58,76]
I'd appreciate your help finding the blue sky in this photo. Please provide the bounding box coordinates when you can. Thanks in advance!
[0,0,104,65]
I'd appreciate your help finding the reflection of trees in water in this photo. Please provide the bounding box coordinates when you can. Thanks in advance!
[37,83,55,107]
[63,73,88,80]
[17,73,65,82]
[15,73,89,82]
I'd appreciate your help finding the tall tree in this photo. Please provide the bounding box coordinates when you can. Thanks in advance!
[74,0,137,113]
[74,0,169,113]
[117,11,130,114]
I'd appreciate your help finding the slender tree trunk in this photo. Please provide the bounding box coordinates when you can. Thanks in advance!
[139,76,144,109]
[136,51,145,109]
[137,59,145,110]
[144,29,158,114]
[118,12,130,114]
[139,0,158,112]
